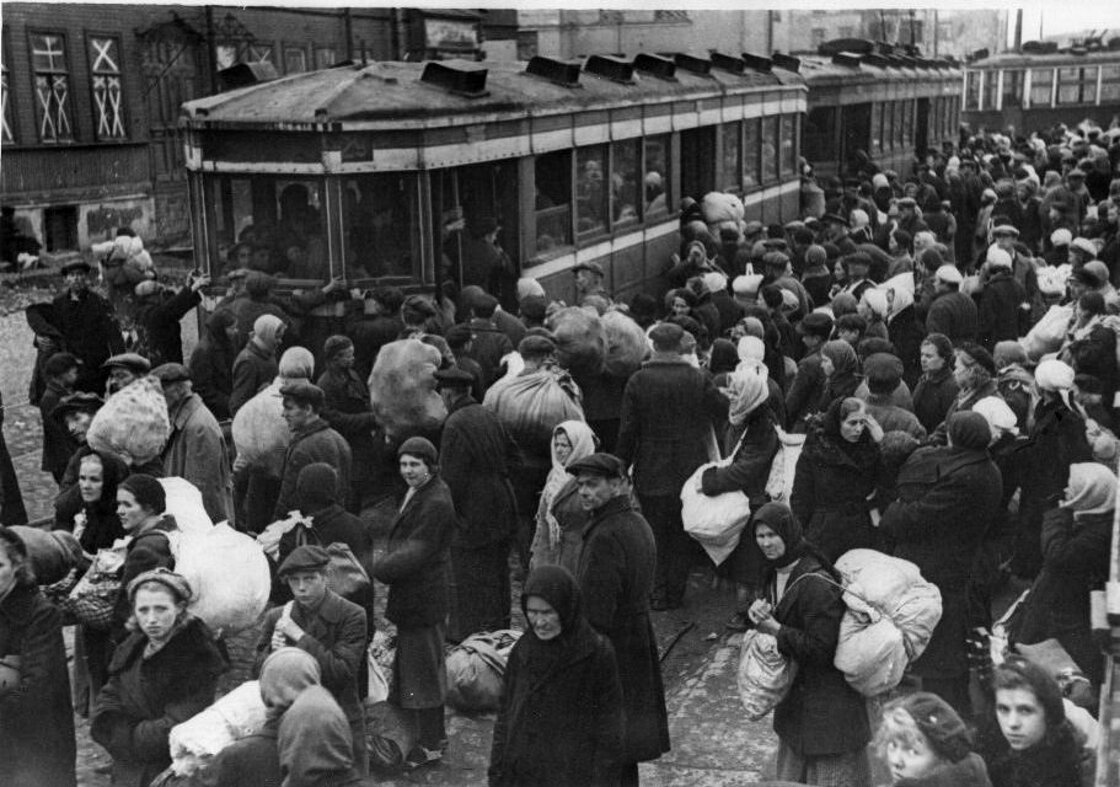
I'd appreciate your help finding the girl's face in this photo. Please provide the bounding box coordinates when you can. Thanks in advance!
[920,343,944,373]
[755,523,786,561]
[996,687,1048,751]
[840,408,866,443]
[78,455,105,504]
[117,489,149,532]
[833,260,847,281]
[399,455,431,489]
[525,595,562,641]
[885,727,943,783]
[672,297,691,318]
[820,355,835,377]
[133,585,182,646]
[553,431,573,465]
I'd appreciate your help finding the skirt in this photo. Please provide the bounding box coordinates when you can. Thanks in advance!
[393,622,447,710]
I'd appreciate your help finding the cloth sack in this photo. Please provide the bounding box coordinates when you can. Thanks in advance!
[484,368,585,459]
[168,680,269,776]
[293,525,370,600]
[736,629,797,721]
[365,701,418,771]
[600,310,648,378]
[255,512,312,561]
[1021,303,1073,361]
[368,339,447,439]
[681,429,751,565]
[367,630,395,705]
[764,427,805,504]
[64,539,130,630]
[445,629,522,712]
[700,191,745,226]
[8,525,85,585]
[160,477,214,536]
[86,376,171,465]
[231,379,290,476]
[547,307,606,372]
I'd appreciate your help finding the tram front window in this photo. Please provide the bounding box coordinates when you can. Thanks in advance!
[534,150,573,255]
[206,176,328,280]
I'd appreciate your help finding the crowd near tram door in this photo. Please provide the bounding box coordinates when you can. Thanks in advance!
[435,162,521,307]
[842,102,873,170]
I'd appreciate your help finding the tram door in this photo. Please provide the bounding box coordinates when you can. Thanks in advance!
[840,103,872,171]
[680,127,716,203]
[915,98,931,158]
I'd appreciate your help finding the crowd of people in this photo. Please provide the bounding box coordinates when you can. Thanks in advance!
[1,117,1120,787]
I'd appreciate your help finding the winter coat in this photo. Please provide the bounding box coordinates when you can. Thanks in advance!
[275,504,374,613]
[616,357,728,497]
[316,367,377,445]
[529,479,588,575]
[702,407,779,508]
[114,516,179,636]
[926,290,979,344]
[888,306,928,388]
[230,341,279,417]
[766,556,870,757]
[27,291,124,396]
[91,616,225,787]
[273,417,352,519]
[373,476,456,628]
[894,753,992,787]
[440,397,520,548]
[39,380,78,478]
[881,445,1002,679]
[465,319,515,389]
[0,583,76,787]
[1016,507,1110,686]
[979,720,1084,787]
[489,623,624,787]
[133,286,201,366]
[254,590,367,724]
[162,393,233,525]
[577,494,670,764]
[912,368,959,434]
[346,312,403,381]
[978,269,1029,351]
[188,322,236,421]
[785,349,827,432]
[790,418,882,562]
[210,722,280,787]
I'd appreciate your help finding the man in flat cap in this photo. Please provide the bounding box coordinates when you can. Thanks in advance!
[569,452,669,783]
[927,265,978,345]
[26,257,124,399]
[434,366,520,642]
[573,259,611,304]
[462,292,513,389]
[153,363,232,524]
[785,312,834,431]
[254,544,368,775]
[897,196,929,237]
[616,321,728,611]
[103,353,152,396]
[274,381,351,520]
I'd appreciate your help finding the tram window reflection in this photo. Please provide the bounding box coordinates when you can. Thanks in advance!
[780,115,797,176]
[1030,68,1054,107]
[342,173,419,280]
[1102,66,1120,103]
[644,135,670,217]
[761,116,778,184]
[721,122,742,193]
[534,149,572,255]
[1002,69,1024,108]
[743,118,760,190]
[612,138,641,228]
[577,145,608,237]
[871,104,882,154]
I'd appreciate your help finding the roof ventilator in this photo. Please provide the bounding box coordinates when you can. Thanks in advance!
[525,56,581,88]
[585,54,636,84]
[711,52,746,75]
[674,53,712,76]
[634,53,677,81]
[771,52,800,73]
[832,52,863,68]
[420,62,489,98]
[741,52,773,74]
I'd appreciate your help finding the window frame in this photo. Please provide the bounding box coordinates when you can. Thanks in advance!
[575,143,610,240]
[1,32,16,145]
[314,47,337,70]
[721,120,742,194]
[531,148,575,261]
[27,29,75,144]
[742,117,761,192]
[760,115,779,185]
[610,136,642,229]
[1057,65,1098,106]
[283,44,309,75]
[1029,67,1055,108]
[1101,64,1120,104]
[779,114,797,177]
[642,133,671,221]
[85,32,128,142]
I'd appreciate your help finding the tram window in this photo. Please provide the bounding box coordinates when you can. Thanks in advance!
[740,119,759,191]
[721,122,742,193]
[612,138,641,228]
[205,175,329,280]
[343,173,419,279]
[644,135,670,218]
[1058,66,1098,105]
[982,71,999,110]
[871,104,883,154]
[1102,66,1120,103]
[780,115,797,176]
[576,146,609,237]
[1030,68,1054,107]
[535,149,573,254]
[1002,70,1024,108]
[966,71,981,111]
[801,106,835,165]
[896,101,907,149]
[761,116,778,183]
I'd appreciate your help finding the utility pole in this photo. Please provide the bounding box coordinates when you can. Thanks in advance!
[1014,8,1023,51]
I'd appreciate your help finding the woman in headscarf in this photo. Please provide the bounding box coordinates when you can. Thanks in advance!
[858,288,890,341]
[114,474,180,638]
[700,366,780,631]
[1014,359,1093,580]
[91,569,225,787]
[912,333,959,434]
[816,339,863,412]
[736,335,787,423]
[0,527,76,787]
[791,397,883,562]
[746,503,871,785]
[1016,462,1115,688]
[489,565,625,786]
[928,341,1000,445]
[881,412,1003,717]
[530,421,598,574]
[188,309,238,420]
[373,436,457,770]
[886,285,927,389]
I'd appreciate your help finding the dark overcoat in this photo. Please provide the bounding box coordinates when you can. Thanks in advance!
[887,305,927,389]
[577,494,670,763]
[229,342,278,416]
[0,583,76,787]
[926,290,979,344]
[273,417,352,519]
[978,269,1029,352]
[91,617,224,787]
[911,368,959,434]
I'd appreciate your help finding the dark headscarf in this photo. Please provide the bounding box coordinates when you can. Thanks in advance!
[519,565,597,687]
[119,473,166,515]
[752,502,806,569]
[818,397,881,474]
[947,411,991,450]
[709,339,739,376]
[75,447,130,551]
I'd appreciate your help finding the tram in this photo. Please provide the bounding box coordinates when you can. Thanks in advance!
[797,40,962,179]
[180,53,806,308]
[963,42,1120,135]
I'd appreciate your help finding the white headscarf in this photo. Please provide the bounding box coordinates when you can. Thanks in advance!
[886,286,915,323]
[1035,359,1076,409]
[538,420,597,548]
[1060,462,1117,519]
[727,366,770,428]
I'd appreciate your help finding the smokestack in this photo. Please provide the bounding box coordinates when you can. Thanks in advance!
[1014,8,1023,51]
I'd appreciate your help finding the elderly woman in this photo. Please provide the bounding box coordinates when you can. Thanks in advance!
[791,397,883,562]
[92,569,225,787]
[114,474,179,636]
[912,333,959,433]
[1017,462,1115,688]
[530,421,598,573]
[817,339,863,412]
[489,565,624,786]
[373,436,457,770]
[0,527,76,787]
[882,412,1003,717]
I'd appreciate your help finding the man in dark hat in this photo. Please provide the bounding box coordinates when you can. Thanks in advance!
[26,258,124,398]
[434,366,520,642]
[569,452,669,783]
[462,292,513,389]
[274,381,351,520]
[316,335,379,512]
[573,259,611,303]
[616,322,728,610]
[785,312,834,431]
[132,270,210,367]
[344,285,405,381]
[102,352,152,396]
[38,352,80,482]
[454,216,512,295]
[153,363,232,525]
[897,196,929,237]
[254,544,369,775]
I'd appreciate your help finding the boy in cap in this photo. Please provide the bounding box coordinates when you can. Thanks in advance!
[102,353,152,396]
[255,544,369,775]
[977,245,1030,352]
[573,259,611,303]
[274,381,352,520]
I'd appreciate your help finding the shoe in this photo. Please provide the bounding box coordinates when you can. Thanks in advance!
[403,745,443,771]
[725,611,750,632]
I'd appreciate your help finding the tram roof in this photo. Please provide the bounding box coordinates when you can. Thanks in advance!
[181,56,806,131]
[967,50,1120,70]
[798,54,961,87]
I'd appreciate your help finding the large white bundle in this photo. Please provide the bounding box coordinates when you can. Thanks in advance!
[880,271,916,298]
[736,630,797,721]
[700,191,745,226]
[832,549,943,696]
[168,680,268,775]
[600,310,648,378]
[1037,263,1071,297]
[369,339,447,438]
[1022,304,1073,361]
[764,428,805,504]
[87,377,170,465]
[173,521,271,634]
[681,462,749,565]
[483,369,584,459]
[231,379,289,476]
[159,477,213,536]
[446,629,521,712]
[548,307,606,373]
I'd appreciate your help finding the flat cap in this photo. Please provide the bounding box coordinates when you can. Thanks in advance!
[151,363,191,384]
[572,260,605,277]
[743,220,764,236]
[279,380,325,408]
[1067,168,1086,179]
[797,311,834,338]
[225,267,250,281]
[935,264,964,285]
[278,545,331,576]
[434,366,476,388]
[990,222,1020,237]
[60,259,92,275]
[1071,237,1097,257]
[649,321,685,350]
[102,353,151,373]
[898,197,917,208]
[51,391,103,422]
[402,294,438,317]
[844,251,872,269]
[568,452,628,479]
[1051,228,1073,247]
[863,352,904,384]
[1084,260,1110,284]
